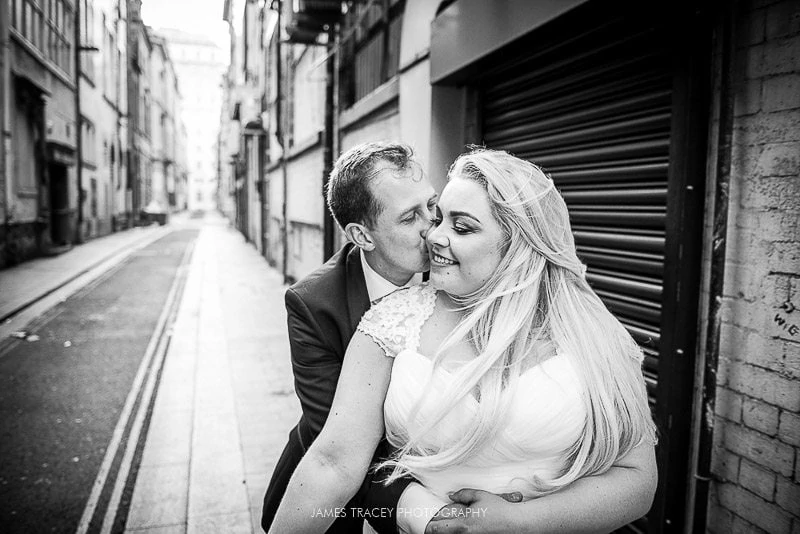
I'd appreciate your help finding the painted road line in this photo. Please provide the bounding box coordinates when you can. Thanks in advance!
[75,238,195,534]
[99,241,194,534]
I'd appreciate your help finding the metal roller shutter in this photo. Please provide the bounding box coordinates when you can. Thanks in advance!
[480,16,672,407]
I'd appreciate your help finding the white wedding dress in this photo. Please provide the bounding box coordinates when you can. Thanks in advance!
[358,283,587,501]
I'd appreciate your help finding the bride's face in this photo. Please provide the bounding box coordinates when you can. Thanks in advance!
[426,177,505,296]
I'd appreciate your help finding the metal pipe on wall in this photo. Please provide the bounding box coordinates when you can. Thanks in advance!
[275,0,290,283]
[75,0,84,243]
[321,26,336,261]
[1,0,8,238]
[692,3,737,530]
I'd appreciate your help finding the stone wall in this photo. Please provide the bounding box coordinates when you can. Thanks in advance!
[708,1,800,532]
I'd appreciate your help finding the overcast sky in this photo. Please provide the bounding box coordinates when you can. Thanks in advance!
[140,0,231,52]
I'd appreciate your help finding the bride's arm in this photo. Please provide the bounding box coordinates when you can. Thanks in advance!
[269,331,394,534]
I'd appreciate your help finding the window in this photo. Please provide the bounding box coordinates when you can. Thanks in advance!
[81,118,97,165]
[90,178,98,218]
[39,0,75,75]
[143,91,152,137]
[102,24,116,99]
[80,0,95,80]
[80,0,94,47]
[12,93,40,195]
[12,0,23,31]
[12,0,46,53]
[338,0,404,108]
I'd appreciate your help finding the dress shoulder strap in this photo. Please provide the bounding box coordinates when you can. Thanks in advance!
[356,283,437,358]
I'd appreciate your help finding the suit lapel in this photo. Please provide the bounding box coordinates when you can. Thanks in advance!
[345,244,370,338]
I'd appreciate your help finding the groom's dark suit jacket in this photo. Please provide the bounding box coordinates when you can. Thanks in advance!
[261,243,412,533]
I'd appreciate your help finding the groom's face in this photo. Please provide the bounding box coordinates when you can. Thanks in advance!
[364,161,437,285]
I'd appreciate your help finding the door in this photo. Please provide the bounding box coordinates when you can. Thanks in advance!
[49,164,71,246]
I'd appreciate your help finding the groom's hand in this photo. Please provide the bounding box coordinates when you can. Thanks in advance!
[424,489,522,534]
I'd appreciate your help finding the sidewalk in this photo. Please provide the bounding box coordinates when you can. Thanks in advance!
[125,214,300,533]
[0,221,174,322]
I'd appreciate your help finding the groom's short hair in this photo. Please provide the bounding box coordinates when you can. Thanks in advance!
[326,141,415,229]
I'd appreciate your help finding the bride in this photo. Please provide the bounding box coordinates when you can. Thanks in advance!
[269,148,657,533]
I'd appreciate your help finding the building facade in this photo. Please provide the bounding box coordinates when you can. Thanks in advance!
[3,0,79,267]
[148,32,186,216]
[225,0,800,531]
[0,0,190,269]
[77,0,129,239]
[126,0,151,223]
[221,0,268,253]
[156,28,226,214]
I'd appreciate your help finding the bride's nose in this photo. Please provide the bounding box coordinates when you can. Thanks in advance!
[426,224,449,248]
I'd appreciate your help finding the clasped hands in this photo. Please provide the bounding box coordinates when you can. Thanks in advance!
[424,488,523,534]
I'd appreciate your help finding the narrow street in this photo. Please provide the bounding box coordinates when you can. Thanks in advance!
[0,215,300,533]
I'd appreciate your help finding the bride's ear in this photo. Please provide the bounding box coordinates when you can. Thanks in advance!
[344,223,375,251]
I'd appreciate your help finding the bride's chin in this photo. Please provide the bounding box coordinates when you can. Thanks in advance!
[429,276,465,299]
[428,272,446,290]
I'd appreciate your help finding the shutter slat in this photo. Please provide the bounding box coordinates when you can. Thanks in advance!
[579,247,664,277]
[587,272,662,302]
[570,210,665,229]
[562,187,667,204]
[552,162,668,185]
[573,231,664,253]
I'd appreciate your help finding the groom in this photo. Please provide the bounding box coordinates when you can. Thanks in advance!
[261,141,437,533]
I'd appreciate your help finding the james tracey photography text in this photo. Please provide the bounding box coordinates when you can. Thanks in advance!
[310,507,488,519]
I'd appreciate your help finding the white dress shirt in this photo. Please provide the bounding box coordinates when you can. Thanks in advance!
[360,249,423,303]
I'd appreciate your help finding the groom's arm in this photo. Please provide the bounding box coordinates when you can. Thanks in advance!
[425,441,658,534]
[286,288,342,438]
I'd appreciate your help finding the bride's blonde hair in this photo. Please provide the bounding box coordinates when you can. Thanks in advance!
[382,148,656,495]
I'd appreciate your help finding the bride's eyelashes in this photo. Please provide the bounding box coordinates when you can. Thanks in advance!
[431,208,476,235]
[452,221,474,235]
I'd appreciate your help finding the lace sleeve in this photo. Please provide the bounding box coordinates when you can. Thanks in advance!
[356,283,437,358]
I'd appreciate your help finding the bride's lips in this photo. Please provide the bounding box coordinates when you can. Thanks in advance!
[430,250,457,267]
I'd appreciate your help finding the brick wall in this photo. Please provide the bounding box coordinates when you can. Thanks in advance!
[707,1,800,532]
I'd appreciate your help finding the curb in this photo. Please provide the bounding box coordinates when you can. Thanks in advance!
[0,225,171,324]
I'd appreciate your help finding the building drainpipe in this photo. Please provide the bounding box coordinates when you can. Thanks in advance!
[321,26,336,261]
[74,0,84,244]
[1,0,8,244]
[114,11,122,232]
[692,3,736,531]
[275,0,289,283]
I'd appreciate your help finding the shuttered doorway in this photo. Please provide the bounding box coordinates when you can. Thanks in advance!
[477,4,709,532]
[482,14,670,406]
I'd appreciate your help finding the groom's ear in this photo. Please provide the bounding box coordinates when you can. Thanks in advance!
[344,223,375,251]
